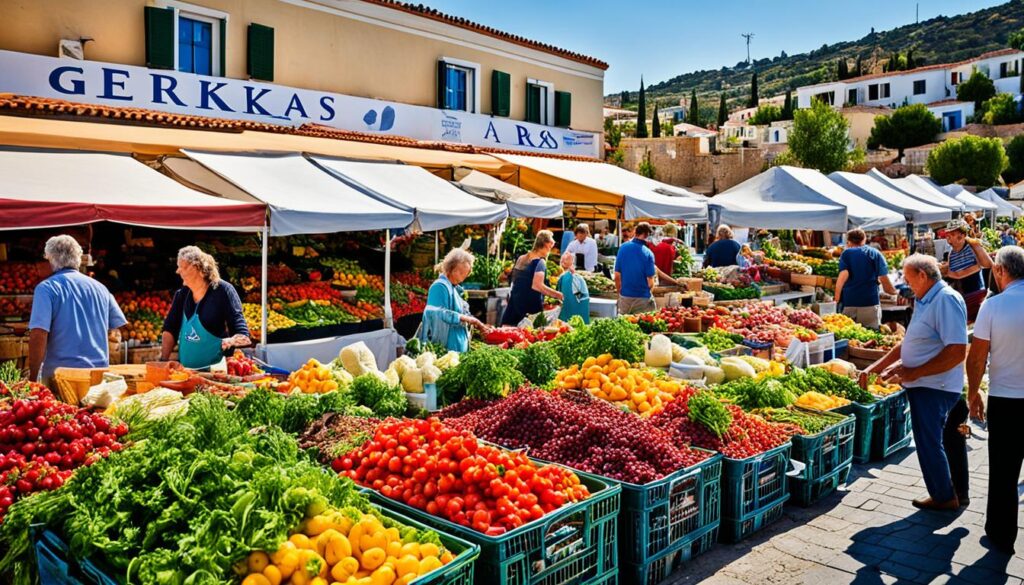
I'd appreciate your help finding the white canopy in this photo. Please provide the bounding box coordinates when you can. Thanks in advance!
[178,151,413,236]
[308,156,508,232]
[454,169,563,219]
[1011,182,1024,200]
[866,170,964,211]
[0,147,266,231]
[976,188,1022,218]
[828,171,952,225]
[708,166,849,232]
[938,184,999,212]
[493,153,709,222]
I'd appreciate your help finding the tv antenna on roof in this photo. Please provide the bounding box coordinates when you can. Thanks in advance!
[741,33,755,64]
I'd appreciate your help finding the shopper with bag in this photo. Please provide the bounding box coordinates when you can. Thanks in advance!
[420,248,490,353]
[557,252,591,324]
[881,254,968,511]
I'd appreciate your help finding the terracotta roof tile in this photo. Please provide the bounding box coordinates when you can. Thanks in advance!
[0,94,601,162]
[926,99,968,107]
[360,0,609,70]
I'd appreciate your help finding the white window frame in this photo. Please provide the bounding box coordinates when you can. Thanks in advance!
[527,78,555,125]
[156,0,228,77]
[880,83,891,99]
[439,57,480,114]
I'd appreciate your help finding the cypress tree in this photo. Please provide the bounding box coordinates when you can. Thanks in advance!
[855,55,863,77]
[652,102,662,138]
[636,77,648,138]
[906,49,915,70]
[748,71,759,108]
[688,89,700,125]
[838,59,848,80]
[717,93,728,127]
[782,90,793,120]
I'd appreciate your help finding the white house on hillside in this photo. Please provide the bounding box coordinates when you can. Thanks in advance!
[796,48,1023,132]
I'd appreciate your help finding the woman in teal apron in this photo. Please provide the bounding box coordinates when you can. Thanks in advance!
[420,248,490,352]
[557,252,591,324]
[161,246,251,369]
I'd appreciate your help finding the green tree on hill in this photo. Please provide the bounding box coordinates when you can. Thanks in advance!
[868,104,943,157]
[636,77,648,138]
[927,135,1008,187]
[687,89,700,125]
[788,99,853,174]
[652,102,662,138]
[837,59,849,80]
[957,69,996,113]
[1004,135,1024,184]
[749,71,759,108]
[782,90,794,120]
[717,93,728,127]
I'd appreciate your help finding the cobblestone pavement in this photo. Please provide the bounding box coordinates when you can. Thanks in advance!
[668,426,1024,585]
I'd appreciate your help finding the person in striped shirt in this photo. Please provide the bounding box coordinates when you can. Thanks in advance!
[941,219,991,322]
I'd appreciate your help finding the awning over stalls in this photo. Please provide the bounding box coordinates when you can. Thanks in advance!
[708,166,848,232]
[174,151,413,236]
[308,156,509,231]
[828,171,952,225]
[0,147,266,231]
[0,115,517,178]
[866,169,964,211]
[492,153,709,222]
[454,168,563,219]
[976,188,1022,218]
[937,184,999,212]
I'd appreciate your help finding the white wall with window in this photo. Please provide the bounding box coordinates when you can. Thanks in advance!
[438,57,481,113]
[155,0,227,76]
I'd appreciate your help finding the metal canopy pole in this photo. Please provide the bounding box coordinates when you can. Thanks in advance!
[259,226,269,359]
[434,231,439,266]
[384,229,393,329]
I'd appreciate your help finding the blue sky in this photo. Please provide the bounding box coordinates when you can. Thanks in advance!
[424,0,1006,93]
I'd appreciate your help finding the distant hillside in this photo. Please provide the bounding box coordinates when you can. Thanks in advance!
[613,0,1023,117]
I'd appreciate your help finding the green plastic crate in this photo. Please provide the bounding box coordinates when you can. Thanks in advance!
[719,496,787,543]
[835,400,883,463]
[621,523,719,585]
[789,463,852,507]
[369,471,620,585]
[871,390,912,460]
[721,442,792,521]
[789,413,855,483]
[587,569,620,585]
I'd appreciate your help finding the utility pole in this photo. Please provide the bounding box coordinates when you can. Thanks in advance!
[741,33,755,64]
[916,3,919,24]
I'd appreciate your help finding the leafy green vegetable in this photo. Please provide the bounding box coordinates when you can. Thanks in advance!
[752,407,849,434]
[549,317,646,367]
[783,367,876,403]
[688,391,733,438]
[715,377,797,410]
[513,343,561,387]
[437,344,524,403]
[0,361,21,386]
[350,374,407,417]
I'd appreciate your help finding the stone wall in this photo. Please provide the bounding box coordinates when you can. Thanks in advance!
[618,137,766,194]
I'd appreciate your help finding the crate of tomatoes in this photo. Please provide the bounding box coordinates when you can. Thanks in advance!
[332,417,621,585]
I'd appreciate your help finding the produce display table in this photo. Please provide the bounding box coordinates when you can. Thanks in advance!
[761,291,815,307]
[590,297,618,319]
[260,327,404,371]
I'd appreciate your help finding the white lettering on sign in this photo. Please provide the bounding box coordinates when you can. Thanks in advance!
[1,50,601,158]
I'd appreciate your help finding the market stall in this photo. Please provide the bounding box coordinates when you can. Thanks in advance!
[865,169,964,212]
[707,166,849,232]
[938,183,999,214]
[976,188,1022,218]
[453,168,563,219]
[828,171,952,225]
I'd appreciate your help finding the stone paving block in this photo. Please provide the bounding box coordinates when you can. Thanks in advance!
[877,559,920,581]
[799,566,858,584]
[806,515,852,533]
[888,550,955,575]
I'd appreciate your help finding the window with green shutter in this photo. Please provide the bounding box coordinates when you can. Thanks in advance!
[526,84,542,124]
[555,91,571,127]
[491,70,510,117]
[144,6,176,69]
[247,23,274,81]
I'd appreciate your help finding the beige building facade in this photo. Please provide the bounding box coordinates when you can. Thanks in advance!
[0,0,606,155]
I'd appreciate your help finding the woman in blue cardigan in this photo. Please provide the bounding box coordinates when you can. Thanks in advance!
[419,248,490,352]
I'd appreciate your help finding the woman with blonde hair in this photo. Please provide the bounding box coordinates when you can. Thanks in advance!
[161,246,250,369]
[420,248,489,352]
[501,230,564,326]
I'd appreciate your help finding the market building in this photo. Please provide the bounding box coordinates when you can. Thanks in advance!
[0,0,608,157]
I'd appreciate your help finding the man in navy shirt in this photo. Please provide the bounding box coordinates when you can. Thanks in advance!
[703,226,742,268]
[834,228,897,329]
[615,222,657,314]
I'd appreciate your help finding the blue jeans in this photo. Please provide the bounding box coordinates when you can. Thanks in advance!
[906,387,961,502]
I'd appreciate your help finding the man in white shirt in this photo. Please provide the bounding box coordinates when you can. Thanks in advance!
[966,245,1024,554]
[565,223,599,272]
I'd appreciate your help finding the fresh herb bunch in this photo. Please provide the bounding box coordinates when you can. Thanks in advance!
[234,386,372,433]
[673,244,695,278]
[437,344,524,403]
[513,342,561,387]
[350,374,408,417]
[0,361,21,386]
[550,318,647,366]
[687,391,733,438]
[752,407,849,435]
[784,367,876,403]
[469,256,507,289]
[716,377,797,410]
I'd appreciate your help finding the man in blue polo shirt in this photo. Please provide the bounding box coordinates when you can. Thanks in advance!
[834,228,897,328]
[882,254,967,511]
[615,222,657,315]
[28,235,126,388]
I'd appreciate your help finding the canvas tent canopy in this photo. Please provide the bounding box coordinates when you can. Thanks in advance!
[493,153,709,222]
[866,170,964,211]
[454,168,563,219]
[0,147,266,231]
[172,150,413,236]
[828,171,951,225]
[937,184,998,212]
[976,188,1022,218]
[309,157,509,232]
[708,166,854,232]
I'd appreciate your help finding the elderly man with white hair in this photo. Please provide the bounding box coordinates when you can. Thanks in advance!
[967,245,1024,554]
[881,253,968,511]
[28,235,126,388]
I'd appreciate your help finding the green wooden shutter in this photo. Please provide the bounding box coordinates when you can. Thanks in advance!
[144,6,175,70]
[437,61,448,109]
[247,23,275,81]
[491,70,510,117]
[219,19,227,76]
[555,91,571,127]
[525,84,541,123]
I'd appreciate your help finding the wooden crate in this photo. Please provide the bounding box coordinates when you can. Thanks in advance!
[790,273,818,287]
[128,346,162,364]
[0,336,27,361]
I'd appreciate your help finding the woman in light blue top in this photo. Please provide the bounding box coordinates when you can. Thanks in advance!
[557,252,590,324]
[420,248,490,352]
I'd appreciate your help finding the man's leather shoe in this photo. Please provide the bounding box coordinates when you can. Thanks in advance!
[912,496,959,510]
